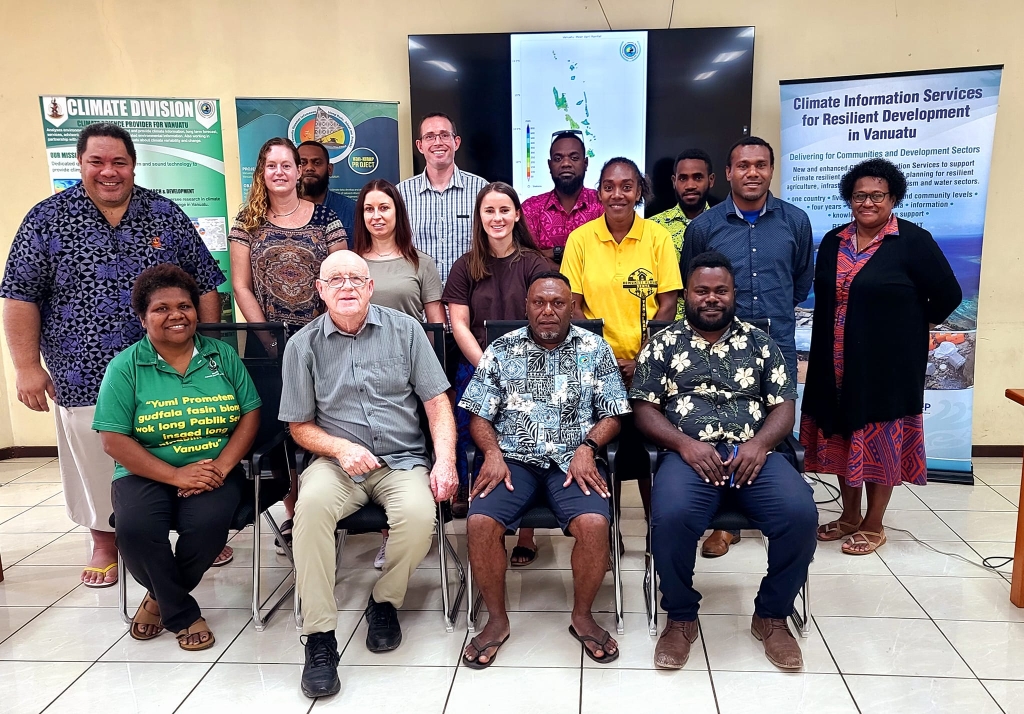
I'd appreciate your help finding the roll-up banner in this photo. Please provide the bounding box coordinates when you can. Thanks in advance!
[235,98,400,202]
[39,95,233,318]
[780,66,1003,483]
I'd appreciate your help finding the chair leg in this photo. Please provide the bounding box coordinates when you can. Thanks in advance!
[118,551,131,626]
[466,551,478,634]
[790,574,811,638]
[436,506,453,633]
[334,529,347,586]
[609,468,624,636]
[645,521,658,637]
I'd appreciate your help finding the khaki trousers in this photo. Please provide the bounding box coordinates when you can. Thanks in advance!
[293,457,436,635]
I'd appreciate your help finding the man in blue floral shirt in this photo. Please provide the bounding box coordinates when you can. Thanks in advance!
[458,272,629,668]
[631,251,816,673]
[1,123,225,587]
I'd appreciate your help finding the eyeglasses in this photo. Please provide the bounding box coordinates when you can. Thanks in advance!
[319,275,369,289]
[421,131,455,143]
[851,191,890,204]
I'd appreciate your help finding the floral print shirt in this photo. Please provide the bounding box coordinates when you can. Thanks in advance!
[629,317,796,444]
[458,325,631,473]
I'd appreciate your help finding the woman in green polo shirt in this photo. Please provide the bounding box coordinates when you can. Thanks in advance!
[93,264,261,652]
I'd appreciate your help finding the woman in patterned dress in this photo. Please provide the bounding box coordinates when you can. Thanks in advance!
[800,159,962,555]
[229,137,348,548]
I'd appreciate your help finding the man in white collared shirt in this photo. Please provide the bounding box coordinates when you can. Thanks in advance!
[397,113,487,284]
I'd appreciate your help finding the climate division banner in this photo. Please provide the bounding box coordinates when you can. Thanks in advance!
[39,96,231,292]
[235,98,399,202]
[779,66,1003,480]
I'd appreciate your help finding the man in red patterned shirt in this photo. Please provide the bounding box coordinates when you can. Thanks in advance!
[521,130,603,264]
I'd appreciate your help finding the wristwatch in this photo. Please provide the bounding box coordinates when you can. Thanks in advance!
[581,438,600,453]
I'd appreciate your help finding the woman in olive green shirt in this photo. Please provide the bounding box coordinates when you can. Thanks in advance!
[93,264,261,652]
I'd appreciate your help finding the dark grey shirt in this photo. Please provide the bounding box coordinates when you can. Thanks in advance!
[279,304,450,471]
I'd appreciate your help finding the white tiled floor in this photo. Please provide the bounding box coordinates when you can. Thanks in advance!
[1,456,1024,712]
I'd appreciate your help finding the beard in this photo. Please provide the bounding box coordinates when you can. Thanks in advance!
[553,173,584,196]
[677,190,707,210]
[684,301,735,332]
[301,173,330,197]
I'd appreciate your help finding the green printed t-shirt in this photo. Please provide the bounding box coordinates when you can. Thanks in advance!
[93,334,262,480]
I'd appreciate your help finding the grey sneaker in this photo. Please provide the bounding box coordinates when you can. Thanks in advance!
[374,535,388,569]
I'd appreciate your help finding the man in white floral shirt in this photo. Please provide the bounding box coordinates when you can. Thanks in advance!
[458,272,631,668]
[630,251,817,672]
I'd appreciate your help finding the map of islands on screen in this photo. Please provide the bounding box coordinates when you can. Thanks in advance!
[511,31,648,200]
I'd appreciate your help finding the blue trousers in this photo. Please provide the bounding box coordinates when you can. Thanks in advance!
[651,451,817,622]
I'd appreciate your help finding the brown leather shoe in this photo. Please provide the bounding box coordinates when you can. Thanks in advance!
[701,530,740,558]
[654,619,699,669]
[751,615,803,670]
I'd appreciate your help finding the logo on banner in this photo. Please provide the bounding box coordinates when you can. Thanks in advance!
[288,105,357,164]
[348,147,379,175]
[194,99,219,129]
[43,97,68,127]
[619,42,640,62]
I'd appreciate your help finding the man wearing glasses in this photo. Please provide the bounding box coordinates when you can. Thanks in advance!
[280,251,458,698]
[678,137,813,559]
[521,130,603,264]
[397,113,488,284]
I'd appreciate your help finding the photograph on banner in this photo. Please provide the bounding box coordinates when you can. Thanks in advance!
[234,98,399,204]
[38,95,233,315]
[779,66,1002,472]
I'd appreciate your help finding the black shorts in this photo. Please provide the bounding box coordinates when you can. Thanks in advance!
[468,460,610,535]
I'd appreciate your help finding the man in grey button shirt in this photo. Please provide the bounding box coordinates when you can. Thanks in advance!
[280,251,457,699]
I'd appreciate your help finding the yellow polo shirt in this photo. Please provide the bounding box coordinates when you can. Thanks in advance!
[561,213,683,360]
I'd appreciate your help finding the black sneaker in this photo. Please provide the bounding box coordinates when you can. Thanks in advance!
[275,519,294,556]
[300,631,340,698]
[364,595,402,652]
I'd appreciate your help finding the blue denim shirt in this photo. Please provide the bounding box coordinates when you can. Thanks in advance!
[680,192,813,373]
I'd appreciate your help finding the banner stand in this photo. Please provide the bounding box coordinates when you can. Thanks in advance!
[780,65,1003,486]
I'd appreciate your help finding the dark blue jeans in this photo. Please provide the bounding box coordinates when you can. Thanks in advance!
[651,451,817,622]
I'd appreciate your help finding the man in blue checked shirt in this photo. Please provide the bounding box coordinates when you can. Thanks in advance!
[679,136,813,559]
[458,272,630,668]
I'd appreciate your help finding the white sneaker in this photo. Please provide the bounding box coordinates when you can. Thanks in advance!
[374,536,388,569]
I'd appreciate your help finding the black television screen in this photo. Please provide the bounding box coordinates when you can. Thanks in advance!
[408,27,755,215]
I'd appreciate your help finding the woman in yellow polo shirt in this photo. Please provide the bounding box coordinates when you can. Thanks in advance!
[561,157,682,537]
[93,264,261,652]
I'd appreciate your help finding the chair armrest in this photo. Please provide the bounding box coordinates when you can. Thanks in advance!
[465,444,477,488]
[784,433,805,473]
[643,441,660,479]
[251,430,289,478]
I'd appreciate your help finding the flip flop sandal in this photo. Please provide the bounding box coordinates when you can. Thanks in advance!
[211,546,233,567]
[510,545,538,567]
[568,625,620,664]
[841,529,887,556]
[130,593,164,641]
[462,634,510,669]
[817,520,861,542]
[82,563,118,589]
[176,618,216,651]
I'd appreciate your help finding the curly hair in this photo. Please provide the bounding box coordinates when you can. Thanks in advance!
[840,158,908,206]
[131,263,200,317]
[597,157,653,207]
[236,137,302,233]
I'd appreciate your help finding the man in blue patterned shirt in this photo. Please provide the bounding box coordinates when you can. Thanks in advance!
[1,123,225,588]
[458,272,630,667]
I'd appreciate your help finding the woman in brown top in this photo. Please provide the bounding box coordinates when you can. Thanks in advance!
[443,182,554,561]
[229,137,348,546]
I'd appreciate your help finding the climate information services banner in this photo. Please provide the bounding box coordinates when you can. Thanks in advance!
[780,65,1002,480]
[39,95,233,311]
[235,98,399,202]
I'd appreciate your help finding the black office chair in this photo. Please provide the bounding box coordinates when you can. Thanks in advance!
[291,323,466,633]
[641,319,810,637]
[113,322,294,632]
[465,319,626,636]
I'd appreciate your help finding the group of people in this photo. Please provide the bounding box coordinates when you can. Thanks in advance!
[1,112,962,699]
